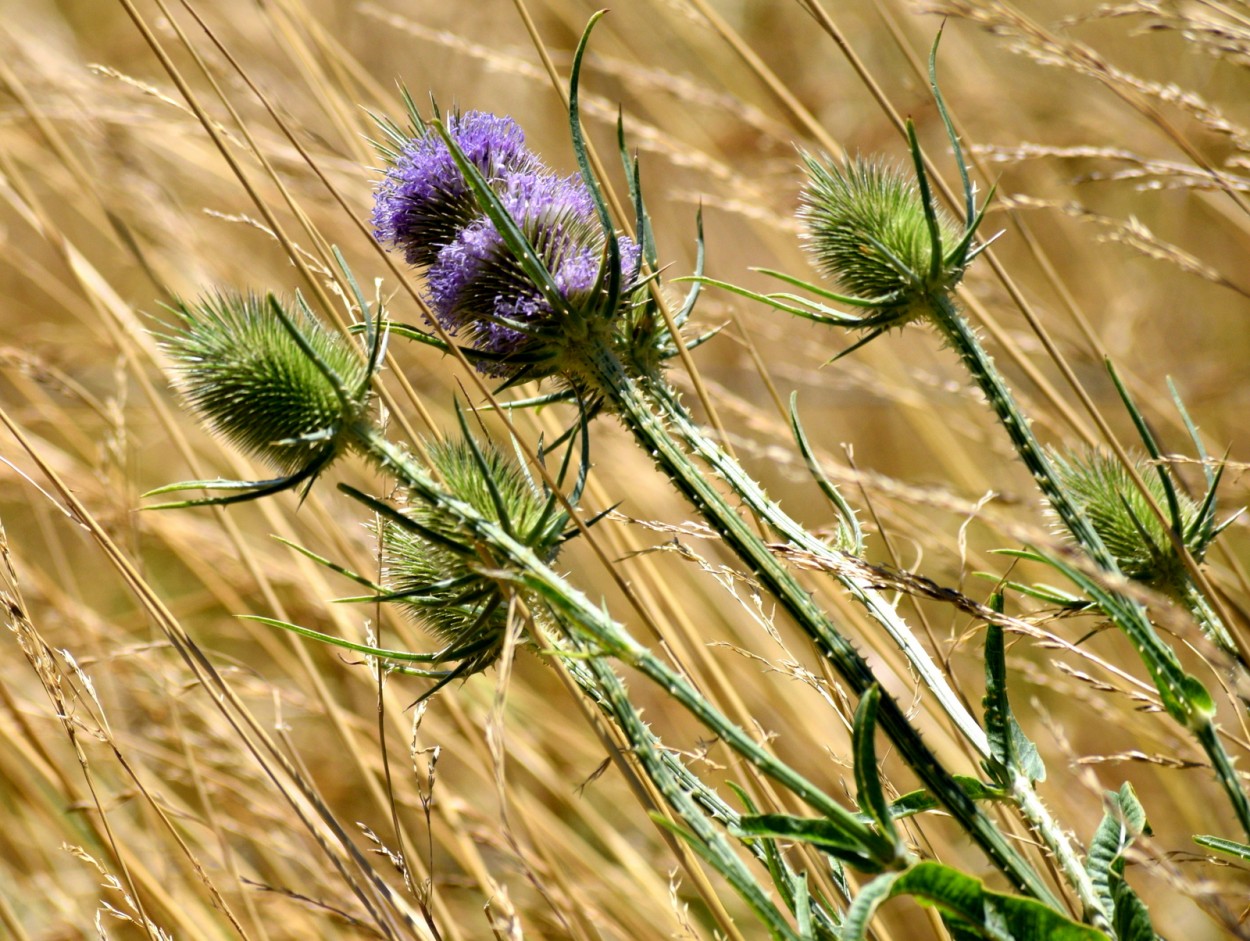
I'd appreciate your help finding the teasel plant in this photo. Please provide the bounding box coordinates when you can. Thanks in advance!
[153,270,1122,938]
[695,23,1250,845]
[153,271,834,938]
[352,13,1165,936]
[152,273,1116,940]
[141,7,1250,936]
[140,15,1086,939]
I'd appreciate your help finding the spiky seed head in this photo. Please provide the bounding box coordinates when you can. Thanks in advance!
[161,292,369,473]
[380,436,566,673]
[799,155,963,322]
[1051,448,1208,590]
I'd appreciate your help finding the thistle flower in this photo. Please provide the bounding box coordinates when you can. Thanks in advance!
[379,435,569,675]
[372,109,640,381]
[799,155,963,324]
[372,111,540,268]
[425,171,640,374]
[161,292,370,475]
[1050,448,1218,591]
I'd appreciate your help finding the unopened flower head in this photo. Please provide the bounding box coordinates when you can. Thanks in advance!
[162,292,369,473]
[799,155,962,321]
[381,435,567,673]
[373,109,639,380]
[1051,448,1210,591]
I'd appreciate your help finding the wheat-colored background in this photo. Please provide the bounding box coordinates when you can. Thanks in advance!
[1,0,1248,938]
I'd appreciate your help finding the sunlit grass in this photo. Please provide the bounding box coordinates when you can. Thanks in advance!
[1,1,1248,938]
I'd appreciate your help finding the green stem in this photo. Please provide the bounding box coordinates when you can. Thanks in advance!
[929,294,1250,839]
[655,389,1115,924]
[642,379,1109,927]
[1178,580,1237,657]
[560,648,842,937]
[576,651,806,940]
[349,422,890,868]
[649,381,990,755]
[571,347,1062,907]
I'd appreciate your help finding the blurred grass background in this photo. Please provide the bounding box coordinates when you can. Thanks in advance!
[1,0,1249,937]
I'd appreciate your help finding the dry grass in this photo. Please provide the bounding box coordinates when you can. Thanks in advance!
[1,0,1249,938]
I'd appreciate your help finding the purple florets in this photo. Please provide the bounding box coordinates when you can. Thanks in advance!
[372,112,539,268]
[372,110,640,377]
[425,172,639,362]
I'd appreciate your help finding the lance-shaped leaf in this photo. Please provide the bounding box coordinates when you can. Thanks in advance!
[1085,782,1154,940]
[842,862,1110,941]
[982,614,1045,786]
[853,685,903,854]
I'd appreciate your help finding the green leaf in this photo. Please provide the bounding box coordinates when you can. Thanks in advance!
[883,777,1008,822]
[1194,833,1250,861]
[853,685,899,847]
[1112,877,1156,941]
[982,620,1046,784]
[733,814,883,872]
[843,862,1108,941]
[648,814,803,941]
[794,872,813,940]
[1085,783,1150,922]
[728,783,839,934]
[841,870,903,941]
[1105,359,1185,540]
[942,913,995,941]
[1180,674,1216,718]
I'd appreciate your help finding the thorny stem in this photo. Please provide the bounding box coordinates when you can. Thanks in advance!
[565,341,1063,908]
[928,292,1250,840]
[347,421,895,870]
[557,648,843,937]
[574,651,806,940]
[638,374,1110,927]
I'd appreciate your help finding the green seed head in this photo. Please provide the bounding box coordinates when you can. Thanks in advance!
[1052,448,1208,590]
[380,436,567,673]
[161,293,370,473]
[799,154,963,322]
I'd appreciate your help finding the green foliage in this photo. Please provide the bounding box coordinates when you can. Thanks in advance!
[733,813,893,874]
[1086,783,1155,940]
[982,619,1046,786]
[1193,834,1250,862]
[843,862,1110,941]
[852,685,902,852]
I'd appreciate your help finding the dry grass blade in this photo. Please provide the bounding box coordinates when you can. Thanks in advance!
[0,0,1247,937]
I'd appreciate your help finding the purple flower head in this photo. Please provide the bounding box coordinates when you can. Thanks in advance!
[372,111,540,268]
[425,170,640,375]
